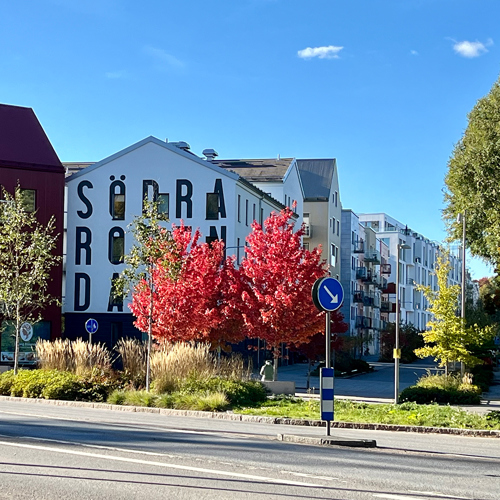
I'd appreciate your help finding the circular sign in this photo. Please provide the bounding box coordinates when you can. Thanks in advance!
[85,318,99,334]
[20,322,33,342]
[312,277,344,312]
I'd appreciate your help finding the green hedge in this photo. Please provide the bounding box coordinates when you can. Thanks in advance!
[0,369,116,402]
[399,386,481,405]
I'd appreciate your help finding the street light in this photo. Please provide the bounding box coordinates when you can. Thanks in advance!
[395,242,411,404]
[457,211,466,377]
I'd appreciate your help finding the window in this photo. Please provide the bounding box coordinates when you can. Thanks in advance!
[253,203,256,222]
[303,242,309,250]
[335,191,338,207]
[112,194,125,220]
[245,199,249,226]
[237,238,240,264]
[352,257,355,270]
[20,189,36,212]
[337,220,340,236]
[332,217,336,234]
[157,193,169,217]
[237,195,241,222]
[330,244,336,267]
[109,231,125,264]
[206,193,219,220]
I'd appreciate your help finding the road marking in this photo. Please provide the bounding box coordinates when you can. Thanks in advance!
[280,471,342,481]
[374,493,469,500]
[0,440,327,488]
[409,492,469,499]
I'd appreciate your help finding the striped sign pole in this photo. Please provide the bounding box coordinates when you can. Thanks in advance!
[321,367,334,436]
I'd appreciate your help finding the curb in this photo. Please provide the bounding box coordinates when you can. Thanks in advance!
[1,395,499,439]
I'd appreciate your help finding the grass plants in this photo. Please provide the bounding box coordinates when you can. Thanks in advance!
[236,397,500,430]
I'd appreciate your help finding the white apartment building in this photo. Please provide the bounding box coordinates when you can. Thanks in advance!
[340,210,389,356]
[359,213,462,331]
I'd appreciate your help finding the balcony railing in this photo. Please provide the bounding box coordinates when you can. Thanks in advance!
[353,240,364,253]
[364,249,381,264]
[381,301,396,313]
[355,315,371,329]
[356,267,367,280]
[353,290,365,303]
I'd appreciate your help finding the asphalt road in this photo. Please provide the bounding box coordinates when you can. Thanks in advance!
[0,400,498,500]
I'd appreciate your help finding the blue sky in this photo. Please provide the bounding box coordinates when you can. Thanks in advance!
[1,0,499,278]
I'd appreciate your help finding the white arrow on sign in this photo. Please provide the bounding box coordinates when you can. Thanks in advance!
[323,285,338,304]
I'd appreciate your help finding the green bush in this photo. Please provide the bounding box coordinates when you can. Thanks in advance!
[181,377,267,407]
[471,364,494,392]
[0,370,16,395]
[107,390,127,405]
[399,386,481,405]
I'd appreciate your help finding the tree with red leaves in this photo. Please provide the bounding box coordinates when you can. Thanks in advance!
[239,207,328,380]
[130,223,245,348]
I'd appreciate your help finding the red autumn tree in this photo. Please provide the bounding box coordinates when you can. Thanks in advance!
[238,207,328,380]
[130,223,245,347]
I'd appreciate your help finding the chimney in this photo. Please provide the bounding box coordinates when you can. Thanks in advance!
[203,148,219,161]
[170,141,191,151]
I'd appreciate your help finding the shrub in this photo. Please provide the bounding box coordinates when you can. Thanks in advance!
[115,338,146,388]
[0,370,16,396]
[107,390,127,405]
[122,390,158,407]
[169,391,229,411]
[399,386,481,405]
[181,377,267,407]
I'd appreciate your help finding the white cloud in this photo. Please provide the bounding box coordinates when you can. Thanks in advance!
[410,50,419,56]
[452,38,493,58]
[297,45,343,60]
[144,46,184,69]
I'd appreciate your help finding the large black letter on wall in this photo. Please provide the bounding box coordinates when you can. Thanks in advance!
[213,179,226,218]
[108,273,123,312]
[142,179,159,212]
[74,273,91,311]
[176,179,193,218]
[75,227,92,265]
[206,226,227,246]
[77,181,93,219]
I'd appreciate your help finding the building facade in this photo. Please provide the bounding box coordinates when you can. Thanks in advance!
[0,104,65,365]
[64,137,290,345]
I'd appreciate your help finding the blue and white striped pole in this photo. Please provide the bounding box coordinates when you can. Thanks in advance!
[321,367,334,436]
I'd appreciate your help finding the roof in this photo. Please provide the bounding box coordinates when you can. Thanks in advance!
[0,103,64,172]
[296,159,335,200]
[63,162,95,177]
[213,158,295,182]
[66,136,240,182]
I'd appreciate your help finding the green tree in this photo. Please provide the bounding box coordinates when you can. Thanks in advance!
[444,75,500,267]
[113,200,178,391]
[0,187,61,374]
[415,252,495,372]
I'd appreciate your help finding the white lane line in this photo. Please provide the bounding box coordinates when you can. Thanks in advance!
[0,440,326,488]
[409,492,469,499]
[374,494,469,500]
[280,471,342,481]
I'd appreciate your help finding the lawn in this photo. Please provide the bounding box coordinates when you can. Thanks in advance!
[236,397,500,430]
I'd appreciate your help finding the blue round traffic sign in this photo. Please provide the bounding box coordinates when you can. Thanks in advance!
[85,318,98,334]
[313,277,344,312]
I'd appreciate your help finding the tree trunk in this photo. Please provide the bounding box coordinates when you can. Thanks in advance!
[13,302,20,375]
[145,284,153,391]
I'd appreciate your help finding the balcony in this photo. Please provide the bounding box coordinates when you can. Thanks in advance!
[303,224,311,238]
[364,249,381,264]
[356,266,367,280]
[380,263,391,275]
[381,300,396,313]
[382,282,396,294]
[353,290,365,303]
[407,277,415,286]
[353,240,364,253]
[378,276,388,290]
[355,315,371,329]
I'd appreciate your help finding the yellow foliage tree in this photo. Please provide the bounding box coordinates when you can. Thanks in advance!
[415,252,494,371]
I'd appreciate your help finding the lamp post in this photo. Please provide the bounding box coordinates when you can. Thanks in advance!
[457,211,466,377]
[395,242,410,404]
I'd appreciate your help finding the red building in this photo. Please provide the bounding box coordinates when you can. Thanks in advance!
[0,104,65,361]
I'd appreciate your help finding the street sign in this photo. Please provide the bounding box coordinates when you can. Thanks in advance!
[85,318,98,334]
[20,322,33,342]
[312,277,344,312]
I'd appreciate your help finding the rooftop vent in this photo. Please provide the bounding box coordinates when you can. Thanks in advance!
[170,141,191,151]
[203,148,219,161]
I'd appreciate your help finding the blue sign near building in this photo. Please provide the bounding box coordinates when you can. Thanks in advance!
[85,318,98,334]
[313,277,344,312]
